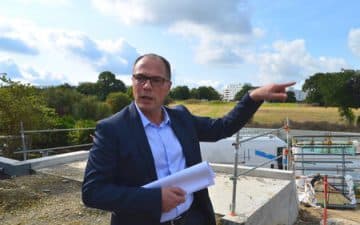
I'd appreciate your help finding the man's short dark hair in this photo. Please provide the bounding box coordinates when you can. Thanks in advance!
[133,53,171,80]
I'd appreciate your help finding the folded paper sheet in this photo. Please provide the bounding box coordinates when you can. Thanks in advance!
[143,161,216,222]
[143,161,215,193]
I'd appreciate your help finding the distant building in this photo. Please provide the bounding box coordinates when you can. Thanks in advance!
[288,87,307,102]
[223,83,242,101]
[340,68,360,74]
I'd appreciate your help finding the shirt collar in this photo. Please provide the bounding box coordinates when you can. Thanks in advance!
[134,102,171,128]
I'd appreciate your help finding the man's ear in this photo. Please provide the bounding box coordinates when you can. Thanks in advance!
[167,81,172,91]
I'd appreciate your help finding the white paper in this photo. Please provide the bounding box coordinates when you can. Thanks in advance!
[143,161,215,193]
[143,161,216,222]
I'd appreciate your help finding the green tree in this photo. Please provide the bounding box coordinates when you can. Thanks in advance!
[303,70,360,124]
[95,102,112,119]
[286,91,297,103]
[338,107,355,125]
[56,115,76,129]
[68,120,96,145]
[302,73,323,105]
[234,84,253,101]
[72,96,111,120]
[170,86,190,100]
[97,71,126,100]
[106,92,132,114]
[43,86,83,116]
[347,74,360,108]
[0,76,58,135]
[126,86,134,100]
[197,86,220,100]
[77,82,98,96]
[0,76,59,157]
[190,88,199,99]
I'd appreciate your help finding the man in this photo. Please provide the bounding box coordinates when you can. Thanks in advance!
[82,53,295,225]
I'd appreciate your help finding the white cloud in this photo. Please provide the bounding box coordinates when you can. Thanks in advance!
[22,66,67,83]
[51,32,139,73]
[0,16,41,55]
[0,36,39,55]
[0,57,22,78]
[92,0,261,65]
[0,15,140,85]
[91,0,251,33]
[0,57,68,85]
[174,77,223,91]
[16,0,71,6]
[349,28,360,57]
[169,21,250,65]
[249,39,348,84]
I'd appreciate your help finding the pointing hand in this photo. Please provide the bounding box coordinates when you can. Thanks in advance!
[249,82,296,102]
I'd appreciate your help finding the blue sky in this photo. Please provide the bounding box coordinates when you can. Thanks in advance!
[0,0,360,91]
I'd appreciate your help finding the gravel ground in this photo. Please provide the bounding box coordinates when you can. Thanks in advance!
[0,173,359,225]
[0,173,110,225]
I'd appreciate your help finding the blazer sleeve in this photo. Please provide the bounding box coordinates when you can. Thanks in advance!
[191,93,263,141]
[81,120,162,221]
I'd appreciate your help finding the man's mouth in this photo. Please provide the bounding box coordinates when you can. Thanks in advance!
[140,95,153,101]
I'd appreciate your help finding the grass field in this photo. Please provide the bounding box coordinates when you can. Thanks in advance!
[170,101,360,126]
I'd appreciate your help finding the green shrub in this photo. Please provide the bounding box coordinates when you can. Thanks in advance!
[94,102,112,120]
[68,120,96,145]
[73,96,111,120]
[106,92,131,114]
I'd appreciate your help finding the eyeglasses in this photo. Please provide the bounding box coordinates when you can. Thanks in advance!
[132,73,170,87]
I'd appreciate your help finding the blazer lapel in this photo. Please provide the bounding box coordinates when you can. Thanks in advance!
[167,109,196,167]
[128,103,158,182]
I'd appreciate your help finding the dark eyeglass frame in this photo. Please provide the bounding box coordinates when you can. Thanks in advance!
[132,73,170,87]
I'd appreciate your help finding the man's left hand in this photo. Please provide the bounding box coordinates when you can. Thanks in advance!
[249,82,296,102]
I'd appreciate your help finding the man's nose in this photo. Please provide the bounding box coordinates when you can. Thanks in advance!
[143,79,152,89]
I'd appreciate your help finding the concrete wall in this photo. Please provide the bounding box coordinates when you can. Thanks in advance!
[246,181,299,225]
[0,151,89,176]
[212,163,299,225]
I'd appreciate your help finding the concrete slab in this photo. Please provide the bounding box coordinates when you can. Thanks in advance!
[0,151,88,176]
[0,156,30,176]
[37,160,299,225]
[37,160,86,181]
[28,151,89,170]
[209,173,298,225]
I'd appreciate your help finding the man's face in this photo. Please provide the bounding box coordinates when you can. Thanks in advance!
[132,56,171,115]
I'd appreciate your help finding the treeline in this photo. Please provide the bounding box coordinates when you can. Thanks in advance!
[0,71,242,157]
[302,70,360,125]
[0,71,134,157]
[0,71,132,136]
[169,83,297,103]
[1,69,359,137]
[169,70,360,126]
[0,72,237,138]
[169,86,220,100]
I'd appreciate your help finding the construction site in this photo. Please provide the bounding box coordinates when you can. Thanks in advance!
[1,127,360,225]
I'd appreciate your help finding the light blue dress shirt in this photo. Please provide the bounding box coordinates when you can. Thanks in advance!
[135,104,193,221]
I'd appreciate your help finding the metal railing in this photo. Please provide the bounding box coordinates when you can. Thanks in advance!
[15,122,95,160]
[229,121,290,216]
[292,135,360,195]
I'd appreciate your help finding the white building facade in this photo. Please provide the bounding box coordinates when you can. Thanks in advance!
[223,83,242,101]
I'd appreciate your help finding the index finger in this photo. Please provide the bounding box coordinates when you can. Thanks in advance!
[278,82,296,88]
[170,187,186,196]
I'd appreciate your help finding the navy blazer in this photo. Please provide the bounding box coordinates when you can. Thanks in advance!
[82,93,262,225]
